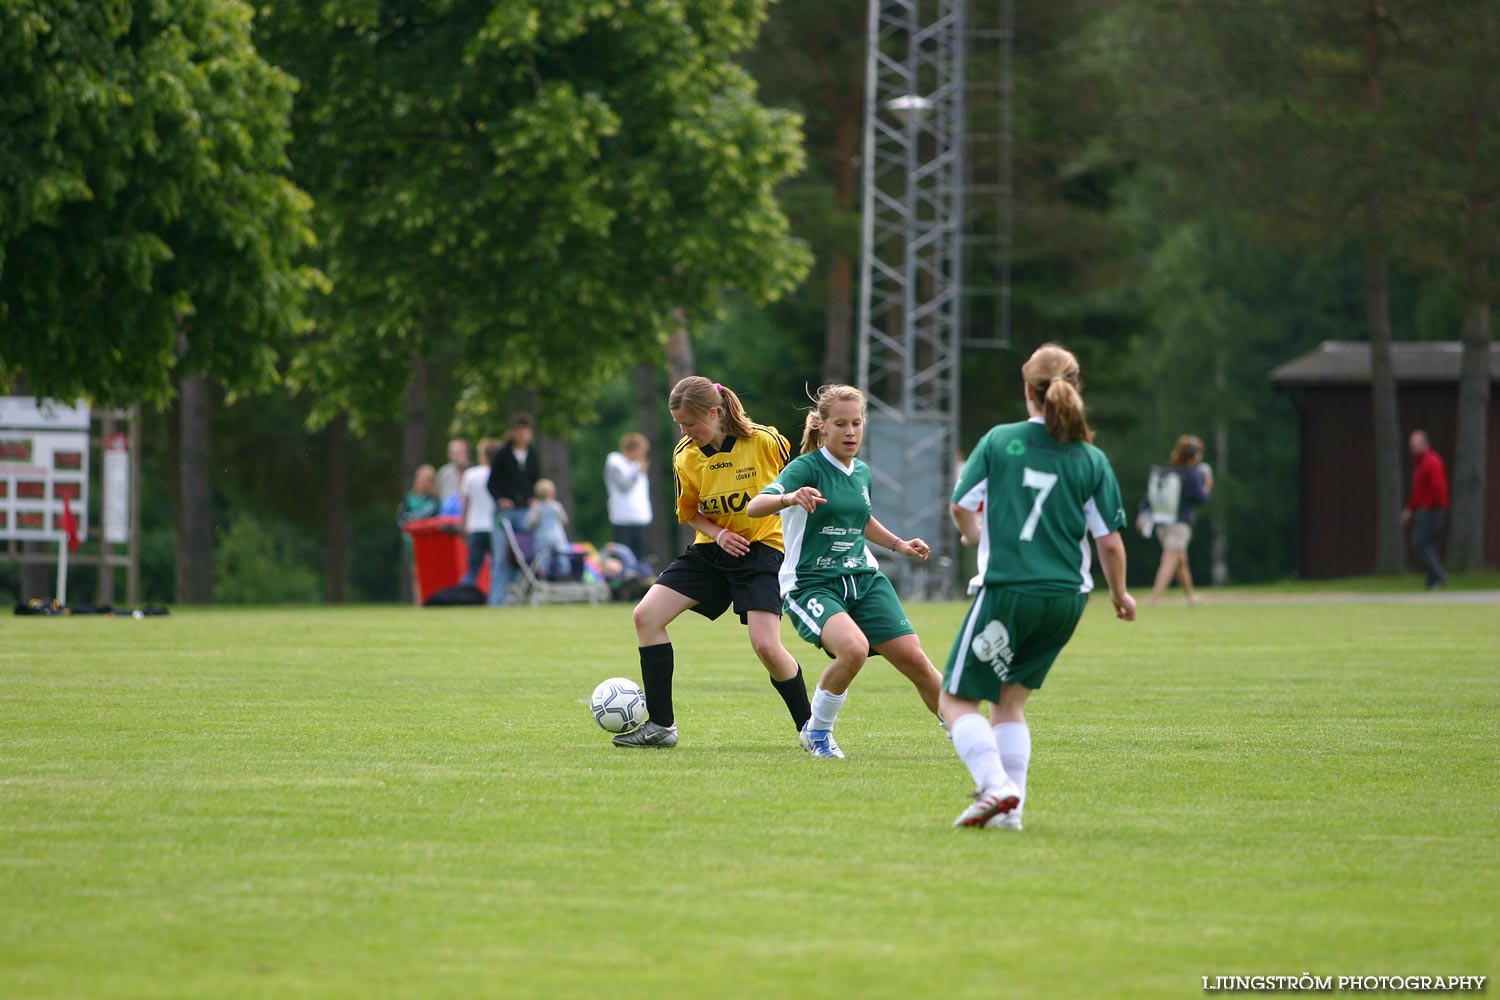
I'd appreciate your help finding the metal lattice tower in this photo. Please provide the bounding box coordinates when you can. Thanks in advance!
[857,0,1013,598]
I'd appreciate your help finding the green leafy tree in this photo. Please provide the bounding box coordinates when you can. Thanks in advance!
[1094,0,1500,573]
[1382,7,1499,570]
[1117,187,1362,583]
[745,0,865,384]
[256,0,811,435]
[0,0,314,405]
[1,0,316,604]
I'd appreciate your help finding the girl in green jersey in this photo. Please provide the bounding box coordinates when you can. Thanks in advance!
[746,384,944,758]
[945,344,1136,829]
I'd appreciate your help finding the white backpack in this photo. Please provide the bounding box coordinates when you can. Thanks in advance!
[1146,466,1182,525]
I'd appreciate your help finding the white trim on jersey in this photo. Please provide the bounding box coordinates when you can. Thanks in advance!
[818,446,855,475]
[1084,496,1109,538]
[1073,497,1103,594]
[945,592,988,693]
[819,445,879,574]
[785,593,823,637]
[776,489,810,596]
[955,478,990,595]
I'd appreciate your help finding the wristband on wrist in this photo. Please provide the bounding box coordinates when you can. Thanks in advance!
[716,527,728,545]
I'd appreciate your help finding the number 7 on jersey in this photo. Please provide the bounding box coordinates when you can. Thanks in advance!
[1019,467,1058,541]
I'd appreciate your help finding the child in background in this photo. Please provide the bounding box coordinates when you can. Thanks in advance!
[525,479,574,579]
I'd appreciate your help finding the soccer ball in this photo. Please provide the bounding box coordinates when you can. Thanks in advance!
[590,677,647,733]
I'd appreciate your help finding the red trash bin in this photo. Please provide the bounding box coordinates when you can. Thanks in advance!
[401,516,489,604]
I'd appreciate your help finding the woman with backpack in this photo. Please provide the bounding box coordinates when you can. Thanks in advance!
[1147,435,1213,607]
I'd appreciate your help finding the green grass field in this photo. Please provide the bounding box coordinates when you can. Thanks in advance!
[3,596,1497,999]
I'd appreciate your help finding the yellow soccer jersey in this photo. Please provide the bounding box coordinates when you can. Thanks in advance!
[674,425,792,549]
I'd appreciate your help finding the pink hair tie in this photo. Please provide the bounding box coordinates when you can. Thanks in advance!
[713,382,724,394]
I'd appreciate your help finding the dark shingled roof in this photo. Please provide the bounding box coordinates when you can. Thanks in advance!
[1270,341,1500,386]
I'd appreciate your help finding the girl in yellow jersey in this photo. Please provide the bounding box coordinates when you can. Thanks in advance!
[613,376,812,748]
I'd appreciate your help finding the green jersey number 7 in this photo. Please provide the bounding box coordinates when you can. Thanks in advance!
[1019,467,1058,541]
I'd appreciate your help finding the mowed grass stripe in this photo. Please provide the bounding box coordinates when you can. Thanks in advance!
[2,600,1496,999]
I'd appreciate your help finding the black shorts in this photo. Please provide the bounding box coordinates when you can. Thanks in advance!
[654,541,784,624]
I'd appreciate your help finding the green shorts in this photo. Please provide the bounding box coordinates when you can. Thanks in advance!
[942,588,1089,700]
[783,573,915,650]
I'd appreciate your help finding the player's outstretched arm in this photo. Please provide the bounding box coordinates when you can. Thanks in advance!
[866,517,930,560]
[1094,531,1136,621]
[746,486,824,518]
[745,491,781,518]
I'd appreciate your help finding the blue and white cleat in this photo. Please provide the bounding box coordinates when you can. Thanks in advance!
[799,722,845,759]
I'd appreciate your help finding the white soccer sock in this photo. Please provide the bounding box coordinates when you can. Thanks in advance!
[809,686,847,732]
[950,713,1005,792]
[994,722,1031,812]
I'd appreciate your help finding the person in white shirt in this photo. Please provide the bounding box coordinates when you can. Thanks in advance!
[605,432,653,566]
[458,439,501,590]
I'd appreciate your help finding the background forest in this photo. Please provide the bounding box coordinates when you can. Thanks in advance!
[2,0,1494,604]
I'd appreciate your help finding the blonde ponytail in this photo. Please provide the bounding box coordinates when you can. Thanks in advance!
[669,376,757,439]
[716,385,756,439]
[1022,343,1094,444]
[801,383,866,454]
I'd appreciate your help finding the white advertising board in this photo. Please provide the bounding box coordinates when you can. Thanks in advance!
[0,398,90,543]
[103,433,129,544]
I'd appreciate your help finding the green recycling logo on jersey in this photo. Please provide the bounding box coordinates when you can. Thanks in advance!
[1006,439,1027,456]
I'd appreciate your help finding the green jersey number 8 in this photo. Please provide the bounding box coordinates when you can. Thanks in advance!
[1019,467,1058,541]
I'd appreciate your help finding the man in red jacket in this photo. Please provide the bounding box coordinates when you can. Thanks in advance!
[1401,430,1449,589]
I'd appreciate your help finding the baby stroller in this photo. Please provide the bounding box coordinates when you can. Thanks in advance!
[499,518,610,606]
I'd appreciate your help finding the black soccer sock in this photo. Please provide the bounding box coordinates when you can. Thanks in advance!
[638,642,675,728]
[771,664,812,732]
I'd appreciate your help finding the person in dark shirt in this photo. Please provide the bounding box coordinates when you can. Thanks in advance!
[486,413,540,606]
[1401,429,1449,590]
[1147,435,1213,607]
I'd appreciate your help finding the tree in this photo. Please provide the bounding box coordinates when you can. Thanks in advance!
[746,0,865,384]
[0,0,314,407]
[1116,189,1360,583]
[1356,0,1405,576]
[256,0,811,435]
[1385,7,1500,571]
[0,0,315,604]
[1093,0,1493,574]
